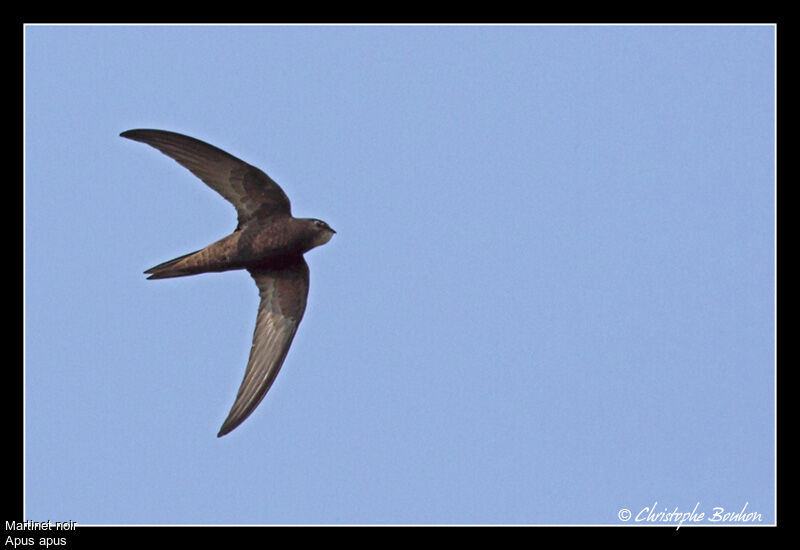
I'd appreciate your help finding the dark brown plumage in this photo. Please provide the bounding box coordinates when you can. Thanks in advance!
[121,129,335,437]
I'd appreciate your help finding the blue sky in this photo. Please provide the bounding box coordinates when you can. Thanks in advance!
[24,25,775,525]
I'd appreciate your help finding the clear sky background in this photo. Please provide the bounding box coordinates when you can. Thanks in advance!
[24,25,774,525]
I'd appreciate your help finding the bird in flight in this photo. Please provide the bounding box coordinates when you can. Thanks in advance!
[121,129,335,437]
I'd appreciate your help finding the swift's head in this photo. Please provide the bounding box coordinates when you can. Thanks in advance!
[302,218,336,249]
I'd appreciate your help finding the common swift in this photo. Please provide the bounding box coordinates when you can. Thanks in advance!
[121,129,335,437]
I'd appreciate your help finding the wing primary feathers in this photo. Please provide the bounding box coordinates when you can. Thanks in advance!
[216,258,309,437]
[121,128,292,225]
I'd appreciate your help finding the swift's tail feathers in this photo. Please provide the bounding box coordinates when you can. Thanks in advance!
[144,250,203,279]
